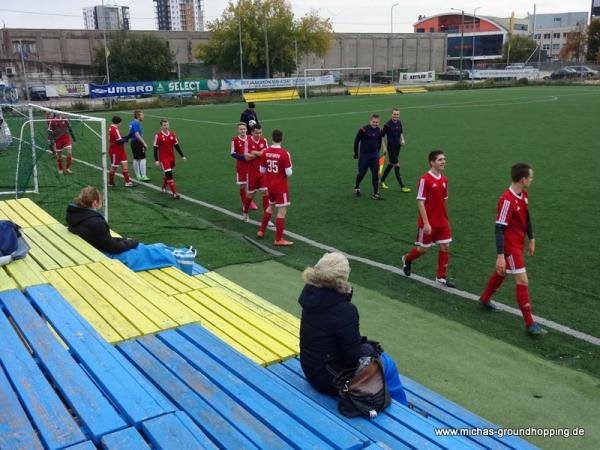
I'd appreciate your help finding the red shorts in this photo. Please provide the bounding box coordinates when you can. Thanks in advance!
[236,169,248,185]
[109,148,128,166]
[160,159,175,172]
[55,135,71,151]
[415,225,452,248]
[247,171,267,194]
[268,191,291,208]
[504,250,526,274]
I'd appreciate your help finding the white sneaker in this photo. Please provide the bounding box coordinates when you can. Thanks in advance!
[435,277,456,288]
[268,221,275,229]
[242,213,249,223]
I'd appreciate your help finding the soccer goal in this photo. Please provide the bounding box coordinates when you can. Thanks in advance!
[0,103,108,220]
[303,67,372,99]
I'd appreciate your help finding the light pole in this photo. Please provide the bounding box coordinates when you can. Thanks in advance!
[451,8,465,81]
[390,3,399,82]
[264,18,270,78]
[471,6,481,87]
[238,0,244,82]
[101,0,111,107]
[18,40,30,102]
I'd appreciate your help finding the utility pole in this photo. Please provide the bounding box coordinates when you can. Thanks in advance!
[451,8,465,81]
[238,0,244,81]
[391,3,399,83]
[472,7,481,87]
[18,40,30,102]
[101,0,111,107]
[264,18,270,78]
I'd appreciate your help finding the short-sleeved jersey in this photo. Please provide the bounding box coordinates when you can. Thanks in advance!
[381,119,403,146]
[230,135,248,172]
[109,124,125,153]
[247,136,268,174]
[129,119,142,142]
[260,146,292,194]
[153,130,178,161]
[48,116,69,138]
[496,188,529,251]
[416,171,449,228]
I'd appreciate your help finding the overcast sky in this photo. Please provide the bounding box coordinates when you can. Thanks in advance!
[0,0,593,33]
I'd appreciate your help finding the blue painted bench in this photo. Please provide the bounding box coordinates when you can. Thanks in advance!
[269,359,539,450]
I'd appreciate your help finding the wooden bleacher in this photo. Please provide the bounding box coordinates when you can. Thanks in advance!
[348,85,397,96]
[243,89,300,103]
[398,86,428,93]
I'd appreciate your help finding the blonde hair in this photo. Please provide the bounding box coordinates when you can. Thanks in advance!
[303,252,352,294]
[74,186,101,208]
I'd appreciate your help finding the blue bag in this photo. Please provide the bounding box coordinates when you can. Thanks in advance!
[0,220,30,266]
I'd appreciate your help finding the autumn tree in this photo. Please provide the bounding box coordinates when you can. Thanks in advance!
[502,35,537,63]
[196,0,333,77]
[587,19,600,61]
[559,29,586,62]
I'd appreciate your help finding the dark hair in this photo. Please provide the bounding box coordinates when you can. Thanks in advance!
[272,129,283,143]
[252,124,262,131]
[133,109,143,119]
[111,116,122,124]
[74,186,101,208]
[428,150,444,164]
[511,163,532,182]
[371,114,380,119]
[248,102,256,108]
[160,119,168,125]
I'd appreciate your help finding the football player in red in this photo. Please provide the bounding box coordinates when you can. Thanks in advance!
[153,119,186,199]
[108,116,133,187]
[257,129,293,246]
[48,113,76,174]
[401,150,455,287]
[242,125,270,222]
[46,113,56,158]
[478,163,546,336]
[229,122,257,216]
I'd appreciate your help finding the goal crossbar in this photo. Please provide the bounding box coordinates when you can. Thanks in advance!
[303,67,372,99]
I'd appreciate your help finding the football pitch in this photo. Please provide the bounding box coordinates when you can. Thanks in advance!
[11,85,600,448]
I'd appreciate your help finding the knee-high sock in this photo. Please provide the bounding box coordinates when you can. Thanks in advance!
[140,158,147,177]
[404,247,422,263]
[480,272,505,302]
[381,164,393,182]
[57,155,63,171]
[239,187,247,205]
[437,250,449,279]
[259,211,272,233]
[242,197,252,214]
[122,169,131,183]
[516,284,534,327]
[394,166,404,187]
[262,195,269,211]
[109,168,116,184]
[275,217,285,241]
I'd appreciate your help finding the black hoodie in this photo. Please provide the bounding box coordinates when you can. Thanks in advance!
[66,204,138,254]
[298,284,365,396]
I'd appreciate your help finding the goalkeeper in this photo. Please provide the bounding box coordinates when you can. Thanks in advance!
[240,102,259,135]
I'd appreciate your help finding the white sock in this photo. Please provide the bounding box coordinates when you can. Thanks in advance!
[133,159,141,178]
[140,158,147,177]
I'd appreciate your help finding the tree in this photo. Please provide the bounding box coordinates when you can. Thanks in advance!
[196,0,333,77]
[93,32,175,82]
[587,19,600,61]
[502,35,537,63]
[559,29,586,62]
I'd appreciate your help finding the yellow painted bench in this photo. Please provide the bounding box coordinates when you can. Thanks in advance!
[348,85,397,96]
[243,89,300,103]
[0,198,59,228]
[398,86,428,93]
[138,266,209,296]
[0,267,18,292]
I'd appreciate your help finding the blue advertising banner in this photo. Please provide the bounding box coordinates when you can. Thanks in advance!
[89,82,154,98]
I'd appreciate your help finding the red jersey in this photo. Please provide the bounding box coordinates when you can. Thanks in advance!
[247,136,268,175]
[48,115,70,139]
[230,135,248,173]
[416,171,449,228]
[109,124,125,153]
[260,145,292,194]
[496,188,529,252]
[153,130,179,161]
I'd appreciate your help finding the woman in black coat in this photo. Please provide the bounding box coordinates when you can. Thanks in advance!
[66,186,138,254]
[299,252,408,405]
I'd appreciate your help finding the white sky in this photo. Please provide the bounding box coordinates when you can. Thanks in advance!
[0,0,593,33]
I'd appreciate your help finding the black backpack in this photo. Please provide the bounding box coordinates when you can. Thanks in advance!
[332,355,391,419]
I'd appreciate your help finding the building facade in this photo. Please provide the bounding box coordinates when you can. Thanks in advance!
[83,5,130,31]
[154,0,205,32]
[530,12,588,61]
[592,0,600,20]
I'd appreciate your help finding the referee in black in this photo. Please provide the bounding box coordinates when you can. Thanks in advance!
[379,108,410,192]
[353,114,384,200]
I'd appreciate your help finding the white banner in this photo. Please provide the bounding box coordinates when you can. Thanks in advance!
[45,84,89,97]
[470,69,540,80]
[398,71,435,83]
[221,75,335,90]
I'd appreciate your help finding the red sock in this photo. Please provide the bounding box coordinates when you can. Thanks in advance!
[66,155,72,170]
[239,187,247,204]
[436,250,449,279]
[262,195,269,211]
[480,272,505,302]
[404,247,422,263]
[57,157,63,171]
[109,169,115,184]
[275,217,285,241]
[167,179,176,194]
[259,211,272,233]
[242,197,253,214]
[122,169,131,183]
[516,284,534,327]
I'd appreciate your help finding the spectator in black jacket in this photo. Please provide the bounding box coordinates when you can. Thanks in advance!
[299,252,408,405]
[240,102,259,135]
[66,186,138,254]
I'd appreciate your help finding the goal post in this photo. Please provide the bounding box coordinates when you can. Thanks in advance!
[0,103,109,220]
[303,67,372,99]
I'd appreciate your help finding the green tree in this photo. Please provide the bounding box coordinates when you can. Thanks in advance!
[93,32,175,82]
[587,19,600,61]
[196,0,332,76]
[502,35,537,63]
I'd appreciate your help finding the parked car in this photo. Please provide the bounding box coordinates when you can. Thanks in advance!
[28,86,48,101]
[547,68,578,80]
[564,65,598,77]
[439,65,469,80]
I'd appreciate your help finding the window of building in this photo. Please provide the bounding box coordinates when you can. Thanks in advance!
[543,33,551,39]
[12,41,36,55]
[563,32,568,38]
[552,43,560,50]
[430,27,435,32]
[553,33,560,38]
[416,28,425,33]
[534,33,541,39]
[542,44,550,50]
